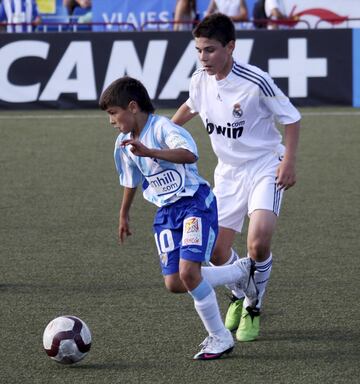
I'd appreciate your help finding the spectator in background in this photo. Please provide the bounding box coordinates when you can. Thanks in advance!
[265,0,286,29]
[0,0,41,32]
[173,0,197,31]
[63,0,91,23]
[206,0,248,29]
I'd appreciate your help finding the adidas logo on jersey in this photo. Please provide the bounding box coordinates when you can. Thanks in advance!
[206,118,244,139]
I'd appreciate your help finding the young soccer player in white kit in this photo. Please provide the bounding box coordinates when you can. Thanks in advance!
[99,76,258,359]
[172,13,301,342]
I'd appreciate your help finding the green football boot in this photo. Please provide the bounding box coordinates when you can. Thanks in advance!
[236,306,260,342]
[224,296,244,332]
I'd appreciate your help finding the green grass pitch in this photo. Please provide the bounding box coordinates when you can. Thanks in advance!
[0,107,359,383]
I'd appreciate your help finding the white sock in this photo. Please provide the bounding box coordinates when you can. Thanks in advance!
[201,261,242,288]
[209,248,238,267]
[189,279,227,337]
[209,249,245,299]
[244,253,273,309]
[229,249,245,299]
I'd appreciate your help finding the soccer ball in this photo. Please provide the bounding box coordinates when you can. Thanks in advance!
[43,315,92,364]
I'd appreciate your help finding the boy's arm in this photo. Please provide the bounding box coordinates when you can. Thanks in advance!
[121,139,197,164]
[231,0,248,22]
[119,187,137,244]
[276,120,300,190]
[171,103,198,126]
[205,0,217,15]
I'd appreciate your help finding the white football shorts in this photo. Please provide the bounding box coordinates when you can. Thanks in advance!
[213,151,284,233]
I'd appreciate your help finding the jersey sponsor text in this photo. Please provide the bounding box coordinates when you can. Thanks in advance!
[206,118,244,139]
[147,169,183,196]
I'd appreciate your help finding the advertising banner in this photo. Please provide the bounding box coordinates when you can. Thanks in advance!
[354,29,360,107]
[92,0,210,31]
[0,29,355,109]
[91,0,360,30]
[282,0,360,29]
[36,0,56,14]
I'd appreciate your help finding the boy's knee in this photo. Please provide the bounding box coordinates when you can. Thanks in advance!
[211,243,232,266]
[179,268,200,290]
[179,268,193,285]
[248,239,270,261]
[164,275,186,293]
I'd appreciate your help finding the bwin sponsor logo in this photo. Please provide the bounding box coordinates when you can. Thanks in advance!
[206,119,244,139]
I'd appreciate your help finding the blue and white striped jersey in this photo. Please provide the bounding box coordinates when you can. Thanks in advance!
[114,114,208,207]
[0,0,39,32]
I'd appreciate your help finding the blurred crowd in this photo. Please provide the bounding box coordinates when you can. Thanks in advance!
[0,0,290,32]
[0,0,92,31]
[174,0,288,30]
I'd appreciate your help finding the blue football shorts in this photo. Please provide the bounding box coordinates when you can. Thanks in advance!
[153,184,218,275]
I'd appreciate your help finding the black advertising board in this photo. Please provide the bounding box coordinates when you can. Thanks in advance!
[0,29,353,109]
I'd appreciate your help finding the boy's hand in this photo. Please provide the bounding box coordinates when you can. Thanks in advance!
[121,139,151,157]
[118,215,132,244]
[276,158,296,190]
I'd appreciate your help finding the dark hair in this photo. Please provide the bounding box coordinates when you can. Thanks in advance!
[192,13,235,46]
[99,76,155,113]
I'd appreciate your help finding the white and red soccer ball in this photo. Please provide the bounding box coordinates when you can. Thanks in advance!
[43,315,92,364]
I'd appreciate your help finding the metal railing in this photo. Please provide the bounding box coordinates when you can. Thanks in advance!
[141,18,311,30]
[247,18,310,29]
[7,17,357,32]
[0,21,137,32]
[315,17,360,29]
[141,20,198,31]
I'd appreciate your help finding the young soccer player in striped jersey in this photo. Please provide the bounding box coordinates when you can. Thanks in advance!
[99,76,258,360]
[172,13,301,342]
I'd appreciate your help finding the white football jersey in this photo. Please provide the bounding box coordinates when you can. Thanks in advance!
[114,114,208,207]
[186,60,301,166]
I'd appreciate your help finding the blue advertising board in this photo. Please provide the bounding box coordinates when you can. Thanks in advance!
[92,0,218,31]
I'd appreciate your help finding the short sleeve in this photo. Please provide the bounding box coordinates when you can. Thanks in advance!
[158,119,199,159]
[114,136,142,188]
[260,73,301,125]
[186,69,203,114]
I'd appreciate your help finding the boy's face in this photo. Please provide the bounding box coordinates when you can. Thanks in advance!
[106,104,136,134]
[195,37,234,80]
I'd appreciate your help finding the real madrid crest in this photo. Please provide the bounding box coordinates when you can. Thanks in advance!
[232,103,243,118]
